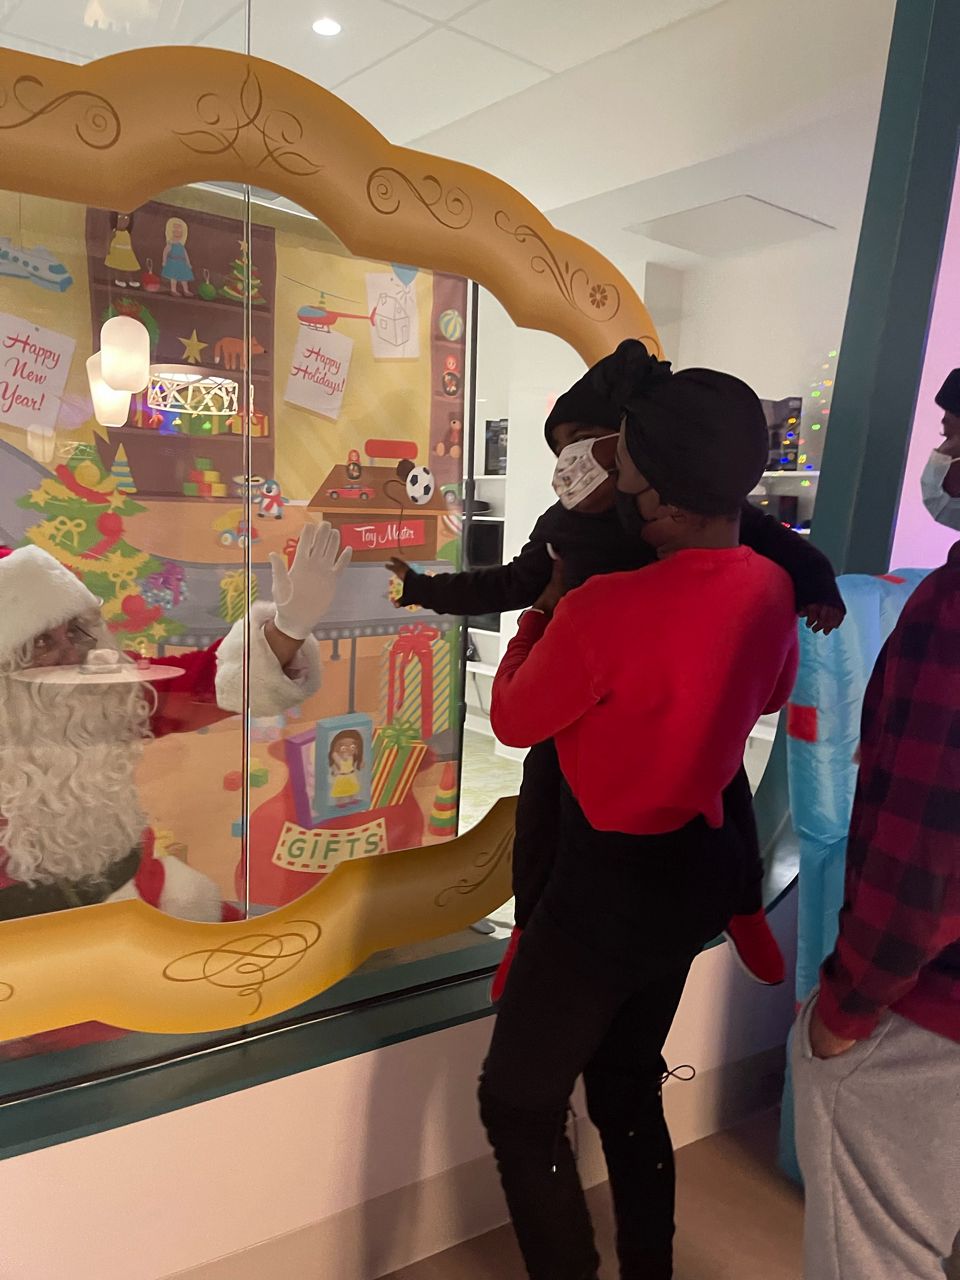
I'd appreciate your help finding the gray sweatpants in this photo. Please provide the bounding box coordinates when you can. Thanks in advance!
[793,992,960,1280]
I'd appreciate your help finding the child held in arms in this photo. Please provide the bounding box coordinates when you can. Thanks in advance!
[389,349,845,988]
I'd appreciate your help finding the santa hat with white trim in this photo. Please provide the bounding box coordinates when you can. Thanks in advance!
[0,545,100,663]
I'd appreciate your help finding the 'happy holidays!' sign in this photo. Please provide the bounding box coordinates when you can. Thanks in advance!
[0,313,75,430]
[284,326,353,422]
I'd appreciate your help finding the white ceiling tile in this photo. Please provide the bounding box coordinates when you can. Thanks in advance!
[4,0,244,58]
[629,195,834,257]
[336,27,547,141]
[0,31,87,62]
[453,0,722,72]
[385,0,477,18]
[230,0,432,89]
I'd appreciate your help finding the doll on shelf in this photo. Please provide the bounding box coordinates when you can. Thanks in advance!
[161,216,194,297]
[328,729,363,806]
[104,212,140,289]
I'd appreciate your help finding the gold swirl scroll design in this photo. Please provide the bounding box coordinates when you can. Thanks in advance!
[494,210,627,325]
[435,826,513,908]
[367,168,474,230]
[163,921,322,1016]
[0,981,12,1003]
[174,64,320,177]
[0,75,120,149]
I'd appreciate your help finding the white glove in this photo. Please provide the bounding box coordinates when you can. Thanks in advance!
[269,521,352,640]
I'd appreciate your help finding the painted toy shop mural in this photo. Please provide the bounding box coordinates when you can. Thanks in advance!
[0,185,468,928]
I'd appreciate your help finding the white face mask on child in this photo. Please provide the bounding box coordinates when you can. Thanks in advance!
[920,448,960,531]
[551,436,618,510]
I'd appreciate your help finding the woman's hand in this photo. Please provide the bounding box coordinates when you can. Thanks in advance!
[531,556,565,619]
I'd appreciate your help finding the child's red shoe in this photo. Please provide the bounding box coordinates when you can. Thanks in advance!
[491,927,522,1004]
[724,910,785,985]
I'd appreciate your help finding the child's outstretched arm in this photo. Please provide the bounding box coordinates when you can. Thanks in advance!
[391,527,553,617]
[739,501,846,633]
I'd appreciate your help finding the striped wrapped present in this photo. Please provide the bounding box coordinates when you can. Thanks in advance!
[370,722,427,809]
[379,623,452,739]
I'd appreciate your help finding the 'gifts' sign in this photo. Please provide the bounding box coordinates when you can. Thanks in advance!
[271,817,387,875]
[0,314,75,430]
[284,325,353,421]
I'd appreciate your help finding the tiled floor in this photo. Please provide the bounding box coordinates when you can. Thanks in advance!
[385,1110,804,1280]
[458,728,523,834]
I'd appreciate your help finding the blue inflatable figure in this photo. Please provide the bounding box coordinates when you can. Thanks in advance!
[779,567,930,1181]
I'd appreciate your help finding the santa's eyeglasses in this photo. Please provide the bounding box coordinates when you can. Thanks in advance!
[29,618,99,664]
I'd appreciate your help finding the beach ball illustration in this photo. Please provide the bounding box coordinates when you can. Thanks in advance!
[438,309,464,342]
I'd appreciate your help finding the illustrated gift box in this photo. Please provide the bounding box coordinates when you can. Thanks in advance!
[370,722,428,809]
[379,623,452,741]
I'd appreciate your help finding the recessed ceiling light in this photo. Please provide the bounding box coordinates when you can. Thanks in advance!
[312,16,341,36]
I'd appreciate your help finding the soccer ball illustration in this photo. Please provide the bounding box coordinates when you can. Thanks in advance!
[403,463,434,506]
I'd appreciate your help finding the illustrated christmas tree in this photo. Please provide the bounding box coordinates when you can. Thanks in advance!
[17,454,184,647]
[221,240,265,305]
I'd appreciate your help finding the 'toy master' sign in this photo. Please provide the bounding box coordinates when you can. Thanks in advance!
[0,314,75,430]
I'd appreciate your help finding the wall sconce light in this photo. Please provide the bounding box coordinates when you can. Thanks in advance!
[100,315,151,393]
[86,352,132,427]
[27,424,56,464]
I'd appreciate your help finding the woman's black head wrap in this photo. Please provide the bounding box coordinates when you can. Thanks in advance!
[935,369,960,416]
[584,339,768,517]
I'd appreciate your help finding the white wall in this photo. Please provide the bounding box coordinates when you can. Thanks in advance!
[467,289,607,735]
[676,229,860,399]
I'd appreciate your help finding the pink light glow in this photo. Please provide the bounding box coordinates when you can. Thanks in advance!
[890,163,960,569]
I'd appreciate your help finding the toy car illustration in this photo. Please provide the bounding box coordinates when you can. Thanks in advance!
[218,519,260,548]
[326,482,375,502]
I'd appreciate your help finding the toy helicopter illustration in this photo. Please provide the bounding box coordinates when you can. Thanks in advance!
[286,277,378,332]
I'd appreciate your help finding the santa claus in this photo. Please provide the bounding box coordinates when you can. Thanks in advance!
[0,521,349,923]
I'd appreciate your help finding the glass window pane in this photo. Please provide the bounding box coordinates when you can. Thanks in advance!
[0,183,253,1068]
[0,1,248,62]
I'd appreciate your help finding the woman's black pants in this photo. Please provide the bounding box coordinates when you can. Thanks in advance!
[479,790,747,1280]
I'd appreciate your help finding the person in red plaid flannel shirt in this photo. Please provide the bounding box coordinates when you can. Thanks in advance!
[793,369,960,1280]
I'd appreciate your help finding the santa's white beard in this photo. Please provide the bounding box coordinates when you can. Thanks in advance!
[0,657,155,886]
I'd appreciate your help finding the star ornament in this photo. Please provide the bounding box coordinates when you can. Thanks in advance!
[179,329,208,364]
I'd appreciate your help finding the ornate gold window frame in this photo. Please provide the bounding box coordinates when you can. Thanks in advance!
[0,45,660,1038]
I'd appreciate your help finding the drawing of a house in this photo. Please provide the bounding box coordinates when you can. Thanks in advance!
[376,293,410,346]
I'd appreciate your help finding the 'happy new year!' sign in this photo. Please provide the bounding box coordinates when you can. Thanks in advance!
[0,312,75,430]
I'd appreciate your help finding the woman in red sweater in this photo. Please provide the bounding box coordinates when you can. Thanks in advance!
[480,341,799,1280]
